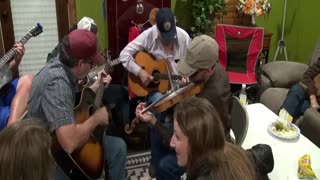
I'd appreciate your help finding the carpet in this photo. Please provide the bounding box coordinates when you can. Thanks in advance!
[125,151,154,180]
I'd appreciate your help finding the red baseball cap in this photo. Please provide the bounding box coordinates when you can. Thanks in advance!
[65,29,104,65]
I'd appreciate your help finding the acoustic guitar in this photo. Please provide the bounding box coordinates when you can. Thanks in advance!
[128,51,181,97]
[0,23,43,89]
[51,59,119,180]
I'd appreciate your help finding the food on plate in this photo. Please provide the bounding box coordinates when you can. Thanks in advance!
[271,121,297,138]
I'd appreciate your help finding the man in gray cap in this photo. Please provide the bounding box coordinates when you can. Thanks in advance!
[135,35,232,180]
[177,35,231,135]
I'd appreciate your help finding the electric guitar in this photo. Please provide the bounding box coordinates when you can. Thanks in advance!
[51,57,120,180]
[0,23,43,89]
[128,51,182,97]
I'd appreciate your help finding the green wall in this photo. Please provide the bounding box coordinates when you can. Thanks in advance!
[76,0,320,64]
[253,0,320,63]
[75,0,108,50]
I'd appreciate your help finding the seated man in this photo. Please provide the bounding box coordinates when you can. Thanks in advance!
[27,29,126,180]
[0,43,33,130]
[280,57,320,119]
[48,16,129,129]
[136,35,232,180]
[119,8,191,123]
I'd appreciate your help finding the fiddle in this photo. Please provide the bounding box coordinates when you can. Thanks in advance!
[153,83,204,112]
[124,83,203,134]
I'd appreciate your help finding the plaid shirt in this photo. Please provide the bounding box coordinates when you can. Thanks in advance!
[28,58,78,133]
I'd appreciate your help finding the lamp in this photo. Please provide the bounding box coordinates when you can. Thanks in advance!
[273,0,288,61]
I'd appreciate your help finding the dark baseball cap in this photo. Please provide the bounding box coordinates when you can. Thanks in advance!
[156,8,177,43]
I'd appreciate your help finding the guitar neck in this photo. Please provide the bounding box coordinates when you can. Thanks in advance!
[88,58,121,79]
[0,33,32,69]
[94,78,105,108]
[153,73,182,80]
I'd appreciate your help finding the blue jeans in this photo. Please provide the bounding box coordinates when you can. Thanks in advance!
[54,135,127,180]
[147,91,167,123]
[151,123,185,180]
[0,78,19,130]
[281,84,310,118]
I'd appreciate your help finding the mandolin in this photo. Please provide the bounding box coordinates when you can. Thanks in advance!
[128,51,182,97]
[0,23,43,89]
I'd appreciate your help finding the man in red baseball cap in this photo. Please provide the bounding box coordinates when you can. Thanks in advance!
[28,29,127,180]
[64,29,104,66]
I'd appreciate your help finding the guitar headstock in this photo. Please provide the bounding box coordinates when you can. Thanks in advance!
[29,23,43,37]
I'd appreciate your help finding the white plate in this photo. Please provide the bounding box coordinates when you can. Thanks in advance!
[267,122,300,141]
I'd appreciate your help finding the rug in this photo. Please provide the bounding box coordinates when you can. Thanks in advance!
[125,151,154,180]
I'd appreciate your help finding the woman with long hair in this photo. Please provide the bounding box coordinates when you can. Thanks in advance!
[170,97,256,180]
[0,118,54,180]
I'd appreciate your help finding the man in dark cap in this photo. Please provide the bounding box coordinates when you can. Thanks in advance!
[119,7,191,179]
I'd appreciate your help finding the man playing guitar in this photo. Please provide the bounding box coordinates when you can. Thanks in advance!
[27,29,126,180]
[0,43,33,130]
[119,7,191,179]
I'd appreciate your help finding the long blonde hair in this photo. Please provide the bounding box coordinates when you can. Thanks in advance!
[0,118,54,180]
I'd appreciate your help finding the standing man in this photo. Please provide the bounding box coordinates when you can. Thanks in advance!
[27,29,126,180]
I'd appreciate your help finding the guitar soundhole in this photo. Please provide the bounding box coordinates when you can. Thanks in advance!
[152,70,160,83]
[148,70,160,88]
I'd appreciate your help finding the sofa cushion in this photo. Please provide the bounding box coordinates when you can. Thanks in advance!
[260,88,289,114]
[301,108,320,148]
[262,62,308,88]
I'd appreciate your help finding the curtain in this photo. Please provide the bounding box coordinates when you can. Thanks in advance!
[11,0,59,75]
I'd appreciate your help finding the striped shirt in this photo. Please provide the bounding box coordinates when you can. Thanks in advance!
[28,58,78,133]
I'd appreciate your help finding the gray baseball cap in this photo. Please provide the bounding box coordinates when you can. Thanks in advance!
[177,35,219,77]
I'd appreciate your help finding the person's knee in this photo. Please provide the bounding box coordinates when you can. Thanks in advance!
[157,156,183,180]
[158,155,176,172]
[117,138,127,157]
[290,84,305,95]
[112,138,127,161]
[17,74,33,90]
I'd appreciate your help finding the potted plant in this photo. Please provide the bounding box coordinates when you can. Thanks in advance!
[190,0,228,37]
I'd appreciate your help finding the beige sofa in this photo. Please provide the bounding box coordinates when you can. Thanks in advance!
[259,61,320,148]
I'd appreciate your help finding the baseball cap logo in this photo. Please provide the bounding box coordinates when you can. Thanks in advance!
[163,21,171,32]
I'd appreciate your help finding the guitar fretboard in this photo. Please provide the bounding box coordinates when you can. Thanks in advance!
[0,33,32,69]
[88,58,121,79]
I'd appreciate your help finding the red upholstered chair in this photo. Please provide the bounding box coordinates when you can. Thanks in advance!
[215,24,264,85]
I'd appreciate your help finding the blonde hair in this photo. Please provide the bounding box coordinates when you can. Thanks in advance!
[0,118,54,180]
